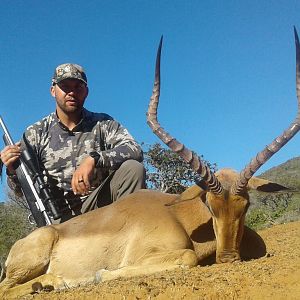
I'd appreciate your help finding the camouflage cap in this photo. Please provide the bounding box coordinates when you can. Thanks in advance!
[52,63,88,85]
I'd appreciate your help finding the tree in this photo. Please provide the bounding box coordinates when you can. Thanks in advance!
[0,184,35,268]
[0,200,35,268]
[143,142,217,194]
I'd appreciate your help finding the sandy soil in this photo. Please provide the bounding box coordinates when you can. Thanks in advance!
[24,221,300,300]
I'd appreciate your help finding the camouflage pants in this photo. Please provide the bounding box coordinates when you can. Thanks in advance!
[55,160,146,223]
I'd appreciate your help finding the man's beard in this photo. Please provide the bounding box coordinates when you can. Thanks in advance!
[57,100,84,114]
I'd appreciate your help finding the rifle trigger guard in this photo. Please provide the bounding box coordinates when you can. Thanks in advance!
[28,214,35,225]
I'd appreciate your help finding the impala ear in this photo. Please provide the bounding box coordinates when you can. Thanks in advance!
[180,185,207,201]
[247,177,289,192]
[165,185,207,206]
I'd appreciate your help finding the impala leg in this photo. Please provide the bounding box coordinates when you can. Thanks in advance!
[97,249,198,282]
[0,278,13,299]
[0,226,59,299]
[1,273,67,299]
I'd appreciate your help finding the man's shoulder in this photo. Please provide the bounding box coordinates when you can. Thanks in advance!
[84,109,114,123]
[25,112,56,132]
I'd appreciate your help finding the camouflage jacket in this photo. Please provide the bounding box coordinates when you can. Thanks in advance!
[8,108,143,210]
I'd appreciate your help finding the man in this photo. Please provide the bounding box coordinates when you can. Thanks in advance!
[0,63,146,223]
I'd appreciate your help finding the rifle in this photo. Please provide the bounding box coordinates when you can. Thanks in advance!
[0,116,61,227]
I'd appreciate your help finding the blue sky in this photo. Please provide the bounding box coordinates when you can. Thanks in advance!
[0,1,299,201]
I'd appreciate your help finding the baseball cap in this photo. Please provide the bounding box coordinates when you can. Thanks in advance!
[52,63,88,86]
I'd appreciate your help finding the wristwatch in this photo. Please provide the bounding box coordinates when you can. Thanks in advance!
[89,151,101,165]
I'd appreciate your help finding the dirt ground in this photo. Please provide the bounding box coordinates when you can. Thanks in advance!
[24,221,300,300]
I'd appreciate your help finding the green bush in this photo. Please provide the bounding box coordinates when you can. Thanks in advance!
[246,192,300,230]
[0,202,34,266]
[246,208,269,230]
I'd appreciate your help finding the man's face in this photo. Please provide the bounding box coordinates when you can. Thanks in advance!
[50,79,88,115]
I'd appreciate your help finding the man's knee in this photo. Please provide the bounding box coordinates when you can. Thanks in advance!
[111,160,146,200]
[119,160,146,182]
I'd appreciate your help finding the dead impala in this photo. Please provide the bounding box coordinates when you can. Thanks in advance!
[0,29,299,298]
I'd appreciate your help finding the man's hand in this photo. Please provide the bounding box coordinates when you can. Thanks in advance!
[0,142,21,174]
[72,156,95,195]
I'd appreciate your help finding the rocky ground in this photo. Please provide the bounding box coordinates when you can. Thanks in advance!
[23,220,300,300]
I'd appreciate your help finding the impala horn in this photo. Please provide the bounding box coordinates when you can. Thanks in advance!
[231,27,300,195]
[146,37,223,195]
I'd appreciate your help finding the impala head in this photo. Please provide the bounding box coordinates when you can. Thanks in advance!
[206,191,248,262]
[147,29,300,263]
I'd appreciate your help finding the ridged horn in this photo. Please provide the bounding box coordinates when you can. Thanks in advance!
[146,37,223,195]
[231,27,300,195]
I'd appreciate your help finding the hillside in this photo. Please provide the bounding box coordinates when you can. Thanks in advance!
[259,156,300,189]
[246,156,300,230]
